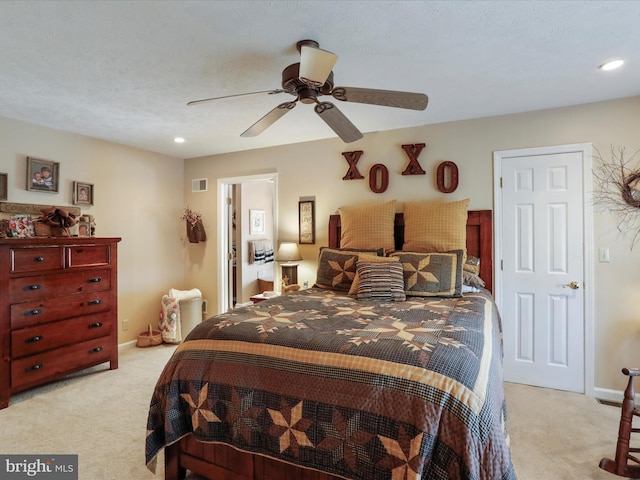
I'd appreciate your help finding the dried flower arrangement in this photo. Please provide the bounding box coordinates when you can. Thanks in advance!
[593,145,640,248]
[180,207,206,243]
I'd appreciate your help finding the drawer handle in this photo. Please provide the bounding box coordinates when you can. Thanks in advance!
[25,309,43,316]
[88,277,102,283]
[27,363,44,372]
[88,322,103,329]
[26,335,44,343]
[23,284,42,291]
[34,256,45,262]
[88,299,102,305]
[90,346,104,353]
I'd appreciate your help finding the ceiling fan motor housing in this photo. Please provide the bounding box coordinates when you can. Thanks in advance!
[281,63,334,101]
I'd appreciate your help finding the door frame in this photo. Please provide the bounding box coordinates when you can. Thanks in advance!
[217,173,278,314]
[493,143,595,396]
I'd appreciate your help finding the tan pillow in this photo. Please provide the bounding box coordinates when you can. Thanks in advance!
[339,200,397,252]
[402,199,470,258]
[348,254,401,295]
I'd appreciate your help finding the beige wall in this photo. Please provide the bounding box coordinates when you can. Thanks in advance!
[0,116,186,344]
[184,96,640,395]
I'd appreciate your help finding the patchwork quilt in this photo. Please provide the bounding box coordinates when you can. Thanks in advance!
[146,287,516,479]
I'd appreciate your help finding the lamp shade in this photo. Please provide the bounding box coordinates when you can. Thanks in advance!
[276,242,302,263]
[299,45,337,87]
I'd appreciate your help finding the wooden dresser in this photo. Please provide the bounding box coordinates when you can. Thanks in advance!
[0,237,121,409]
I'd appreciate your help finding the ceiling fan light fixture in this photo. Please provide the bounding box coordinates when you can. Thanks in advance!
[299,45,337,87]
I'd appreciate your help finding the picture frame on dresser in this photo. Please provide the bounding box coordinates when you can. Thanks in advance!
[26,157,59,193]
[0,173,7,200]
[73,181,94,206]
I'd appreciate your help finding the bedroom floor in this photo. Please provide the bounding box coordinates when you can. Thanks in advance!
[0,343,623,480]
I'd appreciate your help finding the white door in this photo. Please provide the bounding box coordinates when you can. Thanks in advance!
[494,144,593,393]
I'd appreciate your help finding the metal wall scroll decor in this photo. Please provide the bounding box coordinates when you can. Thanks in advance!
[340,143,458,194]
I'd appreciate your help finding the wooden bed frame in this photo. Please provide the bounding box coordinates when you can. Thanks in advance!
[164,209,493,480]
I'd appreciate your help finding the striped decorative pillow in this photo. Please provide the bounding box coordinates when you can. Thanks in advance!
[355,261,406,301]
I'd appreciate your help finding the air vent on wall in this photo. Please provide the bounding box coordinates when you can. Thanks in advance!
[192,178,208,192]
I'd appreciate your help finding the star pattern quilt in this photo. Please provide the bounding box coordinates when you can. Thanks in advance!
[146,287,516,480]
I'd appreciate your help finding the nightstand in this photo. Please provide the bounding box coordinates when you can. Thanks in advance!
[250,293,278,304]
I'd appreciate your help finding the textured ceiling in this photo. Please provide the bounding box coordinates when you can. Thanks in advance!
[0,1,639,159]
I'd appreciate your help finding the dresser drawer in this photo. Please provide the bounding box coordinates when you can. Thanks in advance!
[10,292,113,329]
[10,247,64,273]
[11,337,113,391]
[66,244,111,268]
[9,269,111,303]
[11,312,113,358]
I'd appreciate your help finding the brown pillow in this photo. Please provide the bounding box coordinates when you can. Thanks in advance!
[315,248,383,292]
[402,198,470,259]
[390,250,463,297]
[355,262,406,302]
[338,200,397,252]
[348,254,401,295]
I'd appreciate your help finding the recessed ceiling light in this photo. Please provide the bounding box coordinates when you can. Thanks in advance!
[599,59,624,71]
[174,137,185,143]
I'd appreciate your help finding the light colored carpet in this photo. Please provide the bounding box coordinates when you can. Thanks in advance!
[0,343,626,479]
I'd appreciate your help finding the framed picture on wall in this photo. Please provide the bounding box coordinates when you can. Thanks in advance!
[27,157,59,193]
[249,209,265,235]
[0,173,7,201]
[299,200,315,244]
[73,181,94,206]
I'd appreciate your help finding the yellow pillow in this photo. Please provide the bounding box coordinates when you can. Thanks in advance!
[402,198,470,257]
[348,254,401,295]
[339,200,397,252]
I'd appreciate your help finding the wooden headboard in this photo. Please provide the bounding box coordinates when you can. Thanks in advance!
[328,210,493,293]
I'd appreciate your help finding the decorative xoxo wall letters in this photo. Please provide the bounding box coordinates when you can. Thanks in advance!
[341,144,459,194]
[342,143,458,193]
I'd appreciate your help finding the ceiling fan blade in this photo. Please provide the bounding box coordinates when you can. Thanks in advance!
[299,45,338,88]
[240,101,297,137]
[331,87,428,111]
[187,89,285,106]
[314,102,363,143]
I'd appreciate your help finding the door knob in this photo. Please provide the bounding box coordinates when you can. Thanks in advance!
[562,281,581,290]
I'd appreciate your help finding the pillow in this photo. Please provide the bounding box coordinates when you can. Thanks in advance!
[390,250,463,297]
[348,254,402,295]
[463,271,485,289]
[315,248,383,292]
[402,198,470,259]
[338,200,397,252]
[464,255,480,275]
[355,261,406,302]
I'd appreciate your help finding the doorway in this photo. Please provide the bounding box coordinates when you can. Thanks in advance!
[217,173,278,313]
[493,143,594,395]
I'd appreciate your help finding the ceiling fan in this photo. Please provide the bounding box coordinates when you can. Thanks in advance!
[187,40,429,143]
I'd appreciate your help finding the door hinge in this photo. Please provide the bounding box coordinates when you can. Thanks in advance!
[500,177,503,188]
[501,259,503,270]
[226,197,232,205]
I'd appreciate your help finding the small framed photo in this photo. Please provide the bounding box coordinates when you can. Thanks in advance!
[299,200,315,244]
[9,214,35,238]
[27,157,59,193]
[73,181,94,206]
[0,173,7,201]
[249,209,265,235]
[77,221,91,237]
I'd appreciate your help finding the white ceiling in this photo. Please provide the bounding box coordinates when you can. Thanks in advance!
[1,1,639,159]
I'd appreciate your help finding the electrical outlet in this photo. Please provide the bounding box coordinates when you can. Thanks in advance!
[122,318,129,331]
[202,299,208,314]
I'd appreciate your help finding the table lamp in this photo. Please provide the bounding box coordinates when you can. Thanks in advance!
[275,242,302,285]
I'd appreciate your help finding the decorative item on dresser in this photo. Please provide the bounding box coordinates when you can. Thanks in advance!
[0,236,121,409]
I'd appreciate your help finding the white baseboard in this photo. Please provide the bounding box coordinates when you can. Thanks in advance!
[593,386,624,403]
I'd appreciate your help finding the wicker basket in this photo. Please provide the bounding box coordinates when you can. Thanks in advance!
[34,221,70,237]
[136,324,163,348]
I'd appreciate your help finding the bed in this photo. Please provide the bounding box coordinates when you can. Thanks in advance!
[146,204,515,480]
